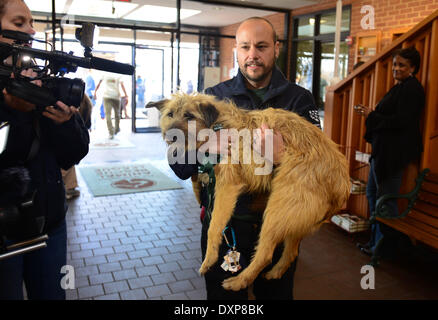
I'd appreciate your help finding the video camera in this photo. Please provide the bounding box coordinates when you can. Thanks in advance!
[0,22,134,110]
[0,23,134,260]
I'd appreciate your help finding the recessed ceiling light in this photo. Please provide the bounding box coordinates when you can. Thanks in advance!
[26,0,68,13]
[123,5,201,23]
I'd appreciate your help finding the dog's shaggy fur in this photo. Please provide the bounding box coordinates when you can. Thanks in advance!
[148,93,350,291]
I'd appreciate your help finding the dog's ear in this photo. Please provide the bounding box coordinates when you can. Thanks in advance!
[145,99,168,111]
[199,103,219,128]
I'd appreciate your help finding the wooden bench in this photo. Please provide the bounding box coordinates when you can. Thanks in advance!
[370,168,438,266]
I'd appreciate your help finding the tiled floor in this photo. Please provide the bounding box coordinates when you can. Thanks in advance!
[65,118,438,300]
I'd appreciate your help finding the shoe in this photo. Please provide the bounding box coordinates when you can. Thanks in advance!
[356,242,370,250]
[357,242,373,256]
[109,134,114,139]
[360,247,373,256]
[66,188,80,200]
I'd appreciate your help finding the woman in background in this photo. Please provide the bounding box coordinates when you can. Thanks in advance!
[355,46,425,258]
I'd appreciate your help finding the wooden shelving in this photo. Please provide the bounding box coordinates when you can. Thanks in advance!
[355,30,381,64]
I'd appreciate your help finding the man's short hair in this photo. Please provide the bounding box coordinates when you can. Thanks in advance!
[238,17,278,43]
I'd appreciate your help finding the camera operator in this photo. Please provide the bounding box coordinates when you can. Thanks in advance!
[0,0,89,300]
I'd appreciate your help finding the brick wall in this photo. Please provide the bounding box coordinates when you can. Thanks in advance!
[291,0,438,73]
[216,0,438,81]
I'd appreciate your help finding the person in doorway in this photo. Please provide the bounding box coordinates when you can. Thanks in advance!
[94,74,128,139]
[84,69,97,130]
[136,75,146,108]
[186,80,194,94]
[355,46,425,258]
[169,17,321,300]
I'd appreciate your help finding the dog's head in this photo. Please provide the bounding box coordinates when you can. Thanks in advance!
[146,93,221,150]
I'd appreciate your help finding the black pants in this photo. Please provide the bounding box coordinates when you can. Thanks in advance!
[201,215,298,300]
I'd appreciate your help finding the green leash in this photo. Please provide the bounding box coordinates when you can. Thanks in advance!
[198,124,224,221]
[198,160,216,221]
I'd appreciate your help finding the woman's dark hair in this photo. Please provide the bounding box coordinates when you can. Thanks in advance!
[392,46,421,75]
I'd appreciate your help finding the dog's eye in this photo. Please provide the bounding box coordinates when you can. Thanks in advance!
[184,113,195,120]
[167,112,173,118]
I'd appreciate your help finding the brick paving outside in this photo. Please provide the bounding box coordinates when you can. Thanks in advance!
[64,119,438,300]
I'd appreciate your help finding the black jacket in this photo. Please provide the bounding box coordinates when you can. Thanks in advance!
[364,76,424,182]
[170,66,320,216]
[0,100,89,233]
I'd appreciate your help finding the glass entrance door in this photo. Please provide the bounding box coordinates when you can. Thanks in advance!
[134,47,165,133]
[295,40,314,92]
[319,41,348,109]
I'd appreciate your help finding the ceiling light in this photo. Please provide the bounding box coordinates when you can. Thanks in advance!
[123,5,201,23]
[26,0,68,13]
[68,0,138,19]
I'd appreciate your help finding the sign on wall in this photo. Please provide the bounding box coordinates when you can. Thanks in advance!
[360,5,375,30]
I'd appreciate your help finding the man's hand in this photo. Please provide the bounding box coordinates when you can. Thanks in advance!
[253,123,285,165]
[42,101,78,125]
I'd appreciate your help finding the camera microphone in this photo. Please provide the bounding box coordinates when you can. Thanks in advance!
[90,56,134,75]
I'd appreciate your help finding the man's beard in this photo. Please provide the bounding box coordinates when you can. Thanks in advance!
[240,59,275,84]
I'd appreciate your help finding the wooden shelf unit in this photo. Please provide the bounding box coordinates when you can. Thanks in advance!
[355,31,382,64]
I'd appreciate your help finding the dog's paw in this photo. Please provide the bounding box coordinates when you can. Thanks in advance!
[222,275,249,291]
[198,262,210,275]
[263,267,285,280]
[199,253,218,275]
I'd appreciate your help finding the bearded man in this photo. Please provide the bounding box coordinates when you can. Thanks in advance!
[170,17,321,300]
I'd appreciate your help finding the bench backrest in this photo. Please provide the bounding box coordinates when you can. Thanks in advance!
[409,173,438,236]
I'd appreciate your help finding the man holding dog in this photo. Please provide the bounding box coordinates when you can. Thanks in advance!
[170,17,320,300]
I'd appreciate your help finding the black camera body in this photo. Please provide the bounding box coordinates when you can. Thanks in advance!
[3,76,85,110]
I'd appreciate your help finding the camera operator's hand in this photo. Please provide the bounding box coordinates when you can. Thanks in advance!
[42,101,78,125]
[2,69,42,112]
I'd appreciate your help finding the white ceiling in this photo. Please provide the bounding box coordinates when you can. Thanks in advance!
[27,0,318,28]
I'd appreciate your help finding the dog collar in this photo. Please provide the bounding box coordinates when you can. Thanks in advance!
[213,123,223,132]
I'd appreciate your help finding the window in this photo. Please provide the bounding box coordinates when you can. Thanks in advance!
[291,6,351,125]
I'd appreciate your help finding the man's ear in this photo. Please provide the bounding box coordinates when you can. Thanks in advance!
[199,103,219,128]
[274,41,280,59]
[145,99,168,111]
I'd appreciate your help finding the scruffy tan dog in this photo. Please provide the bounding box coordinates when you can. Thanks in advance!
[147,93,350,291]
